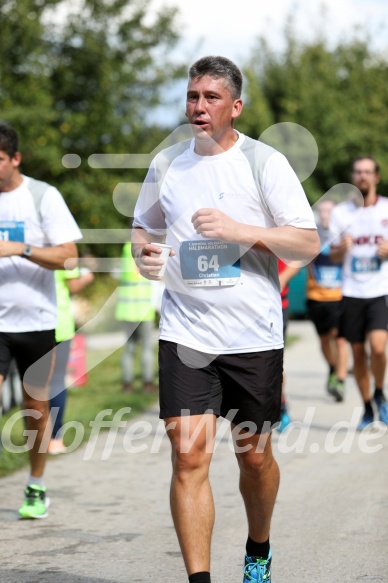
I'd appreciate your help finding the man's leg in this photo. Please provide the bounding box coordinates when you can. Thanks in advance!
[351,342,376,430]
[165,413,216,576]
[368,329,388,424]
[368,330,387,389]
[352,342,370,402]
[138,320,156,388]
[23,382,51,477]
[49,340,71,451]
[319,329,336,369]
[121,321,139,392]
[234,431,279,546]
[335,336,349,382]
[16,331,55,518]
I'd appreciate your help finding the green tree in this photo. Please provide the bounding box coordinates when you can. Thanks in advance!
[238,26,388,202]
[0,0,185,256]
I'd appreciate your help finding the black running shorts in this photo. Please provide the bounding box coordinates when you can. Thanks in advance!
[0,330,56,388]
[340,296,388,343]
[159,340,283,434]
[307,299,343,336]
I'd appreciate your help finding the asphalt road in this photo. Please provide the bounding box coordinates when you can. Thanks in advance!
[1,320,387,583]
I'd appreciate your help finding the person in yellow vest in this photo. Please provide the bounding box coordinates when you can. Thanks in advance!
[115,242,156,393]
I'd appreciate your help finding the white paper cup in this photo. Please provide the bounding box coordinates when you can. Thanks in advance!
[150,243,172,277]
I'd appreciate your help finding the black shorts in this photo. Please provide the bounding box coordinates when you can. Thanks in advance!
[158,340,283,434]
[340,296,388,344]
[0,330,56,388]
[307,299,342,336]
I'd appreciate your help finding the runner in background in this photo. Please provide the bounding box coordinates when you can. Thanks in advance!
[307,199,348,402]
[0,122,82,519]
[330,156,388,430]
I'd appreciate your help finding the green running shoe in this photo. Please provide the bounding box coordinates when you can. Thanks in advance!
[331,380,345,403]
[18,485,49,519]
[327,372,338,396]
[243,549,272,582]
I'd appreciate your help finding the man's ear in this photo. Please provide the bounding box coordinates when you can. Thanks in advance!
[231,98,243,120]
[12,151,22,168]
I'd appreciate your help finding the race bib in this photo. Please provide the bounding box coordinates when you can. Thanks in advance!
[351,256,381,273]
[0,221,25,242]
[180,240,240,287]
[313,265,342,288]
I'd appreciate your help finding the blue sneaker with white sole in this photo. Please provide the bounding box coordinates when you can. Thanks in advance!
[356,409,374,431]
[243,548,272,582]
[375,397,388,425]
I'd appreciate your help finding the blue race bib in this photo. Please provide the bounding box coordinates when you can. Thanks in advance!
[0,221,25,242]
[180,240,240,287]
[351,256,381,273]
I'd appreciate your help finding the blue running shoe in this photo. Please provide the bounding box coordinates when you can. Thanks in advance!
[375,398,388,425]
[243,549,272,582]
[277,408,291,433]
[356,409,374,431]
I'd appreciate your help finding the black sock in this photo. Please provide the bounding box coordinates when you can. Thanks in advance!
[329,365,335,375]
[189,572,211,583]
[246,536,270,559]
[364,400,374,413]
[374,388,384,401]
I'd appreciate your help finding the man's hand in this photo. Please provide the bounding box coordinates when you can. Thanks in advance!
[331,234,353,264]
[134,242,175,280]
[377,238,388,259]
[191,208,241,242]
[339,235,353,253]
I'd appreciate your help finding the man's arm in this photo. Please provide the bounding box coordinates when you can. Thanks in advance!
[191,208,320,264]
[330,235,353,264]
[67,270,94,294]
[0,241,78,270]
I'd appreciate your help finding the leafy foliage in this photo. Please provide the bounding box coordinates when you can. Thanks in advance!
[0,0,185,256]
[238,29,388,202]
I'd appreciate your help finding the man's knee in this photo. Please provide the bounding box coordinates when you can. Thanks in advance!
[236,440,274,476]
[370,341,387,359]
[352,343,367,361]
[24,397,49,426]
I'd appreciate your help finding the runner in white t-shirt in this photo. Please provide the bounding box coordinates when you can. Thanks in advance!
[0,122,82,519]
[132,56,319,583]
[330,156,388,431]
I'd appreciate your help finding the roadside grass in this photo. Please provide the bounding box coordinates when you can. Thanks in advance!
[285,334,298,348]
[0,346,158,478]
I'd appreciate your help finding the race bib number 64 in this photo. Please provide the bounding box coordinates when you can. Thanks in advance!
[180,239,241,287]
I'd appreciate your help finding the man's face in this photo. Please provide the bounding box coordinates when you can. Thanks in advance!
[0,149,20,192]
[185,75,242,145]
[317,200,334,229]
[351,158,379,197]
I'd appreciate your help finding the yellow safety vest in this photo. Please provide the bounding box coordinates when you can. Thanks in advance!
[115,243,155,322]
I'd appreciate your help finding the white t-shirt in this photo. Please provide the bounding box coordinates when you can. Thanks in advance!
[134,133,316,354]
[329,196,388,299]
[0,176,82,332]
